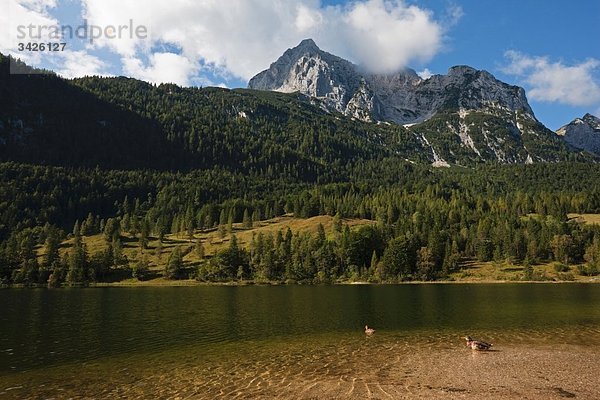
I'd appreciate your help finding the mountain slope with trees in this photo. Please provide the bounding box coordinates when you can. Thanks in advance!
[1,54,600,286]
[0,53,589,173]
[1,54,427,174]
[249,40,590,165]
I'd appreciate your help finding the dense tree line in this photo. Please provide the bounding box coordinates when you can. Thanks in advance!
[2,160,600,285]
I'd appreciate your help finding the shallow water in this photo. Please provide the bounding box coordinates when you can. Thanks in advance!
[1,284,600,398]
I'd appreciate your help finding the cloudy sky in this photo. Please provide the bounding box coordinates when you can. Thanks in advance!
[2,0,599,129]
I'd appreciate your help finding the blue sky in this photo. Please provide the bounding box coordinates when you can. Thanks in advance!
[2,0,599,129]
[413,0,600,129]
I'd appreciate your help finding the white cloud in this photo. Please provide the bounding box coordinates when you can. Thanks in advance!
[295,4,324,32]
[56,50,108,78]
[417,68,433,80]
[443,3,464,27]
[122,52,198,86]
[2,0,59,53]
[4,0,461,86]
[79,0,457,83]
[81,0,154,57]
[338,0,443,73]
[503,50,600,107]
[1,1,110,78]
[17,0,58,12]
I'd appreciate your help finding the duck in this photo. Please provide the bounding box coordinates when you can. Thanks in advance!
[464,336,492,350]
[365,325,375,335]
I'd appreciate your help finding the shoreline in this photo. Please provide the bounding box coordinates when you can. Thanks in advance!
[3,277,599,289]
[2,338,599,399]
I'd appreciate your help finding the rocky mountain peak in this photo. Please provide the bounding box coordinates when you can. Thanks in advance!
[582,113,600,128]
[246,39,564,166]
[447,65,478,76]
[556,114,600,156]
[279,38,324,62]
[248,39,362,114]
[249,39,537,126]
[296,38,319,51]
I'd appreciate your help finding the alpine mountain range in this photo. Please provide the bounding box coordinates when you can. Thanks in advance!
[0,40,598,170]
[249,39,599,165]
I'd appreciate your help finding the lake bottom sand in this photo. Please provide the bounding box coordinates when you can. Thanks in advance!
[1,334,598,399]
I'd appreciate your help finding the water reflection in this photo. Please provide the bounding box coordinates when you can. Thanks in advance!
[1,284,600,376]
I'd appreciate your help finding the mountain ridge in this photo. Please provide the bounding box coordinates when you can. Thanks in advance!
[248,39,587,165]
[248,39,535,125]
[0,52,593,170]
[557,113,600,156]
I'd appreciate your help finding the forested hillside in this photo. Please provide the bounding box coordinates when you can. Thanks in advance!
[2,54,600,286]
[1,54,427,175]
[3,160,600,286]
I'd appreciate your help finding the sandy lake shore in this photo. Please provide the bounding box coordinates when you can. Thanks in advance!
[2,336,599,399]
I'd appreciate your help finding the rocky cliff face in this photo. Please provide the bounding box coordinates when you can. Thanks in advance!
[249,39,534,125]
[248,39,366,117]
[556,113,600,156]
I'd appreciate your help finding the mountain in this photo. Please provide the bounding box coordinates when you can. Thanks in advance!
[249,39,533,125]
[0,52,587,171]
[3,53,600,287]
[0,55,187,170]
[248,39,367,117]
[0,53,428,175]
[249,39,584,165]
[556,113,600,156]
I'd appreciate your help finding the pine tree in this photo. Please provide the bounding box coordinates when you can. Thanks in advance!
[523,257,533,280]
[185,206,195,237]
[252,209,261,226]
[316,223,326,247]
[103,218,120,243]
[550,234,573,264]
[381,235,416,280]
[73,220,81,237]
[370,250,378,275]
[140,218,150,249]
[17,232,36,263]
[416,246,435,280]
[47,267,62,288]
[219,209,227,226]
[89,248,112,282]
[583,237,600,276]
[132,255,149,280]
[155,240,163,261]
[81,212,95,236]
[66,232,87,286]
[44,227,61,268]
[205,210,214,229]
[243,208,252,229]
[442,240,459,277]
[227,208,235,233]
[333,212,343,233]
[121,213,131,234]
[112,238,127,267]
[195,239,205,259]
[165,246,183,279]
[229,234,240,260]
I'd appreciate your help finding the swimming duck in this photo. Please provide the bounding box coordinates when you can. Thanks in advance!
[365,325,375,335]
[464,336,492,350]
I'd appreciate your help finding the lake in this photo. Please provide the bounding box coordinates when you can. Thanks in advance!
[2,284,600,399]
